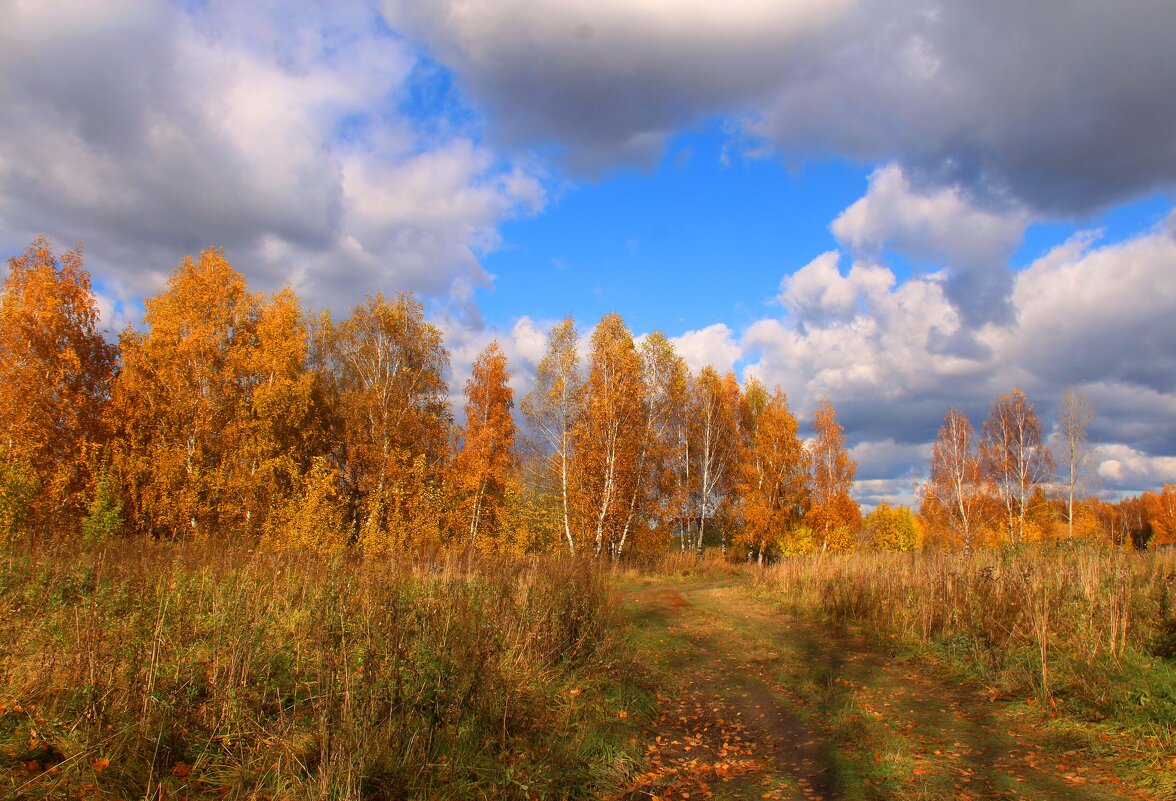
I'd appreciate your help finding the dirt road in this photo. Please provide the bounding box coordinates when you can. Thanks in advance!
[617,576,1158,801]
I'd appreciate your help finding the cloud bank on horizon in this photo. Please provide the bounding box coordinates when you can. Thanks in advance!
[1,0,1174,504]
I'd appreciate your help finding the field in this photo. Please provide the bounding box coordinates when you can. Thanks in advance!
[2,543,1174,800]
[0,542,647,799]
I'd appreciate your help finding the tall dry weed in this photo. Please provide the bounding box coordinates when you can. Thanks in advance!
[0,541,629,799]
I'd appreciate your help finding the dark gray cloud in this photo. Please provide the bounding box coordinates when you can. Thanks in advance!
[384,0,849,173]
[392,0,1176,214]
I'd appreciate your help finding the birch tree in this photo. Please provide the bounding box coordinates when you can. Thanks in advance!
[316,293,450,551]
[807,399,860,552]
[924,407,983,554]
[576,313,645,559]
[521,318,581,554]
[0,237,115,538]
[735,384,808,563]
[1059,385,1093,541]
[112,248,261,540]
[688,367,740,554]
[454,341,518,545]
[982,388,1053,546]
[611,331,687,558]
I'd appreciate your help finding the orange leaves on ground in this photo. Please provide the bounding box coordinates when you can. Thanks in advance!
[617,680,763,801]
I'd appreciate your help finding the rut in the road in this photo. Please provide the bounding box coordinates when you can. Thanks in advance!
[618,578,1160,801]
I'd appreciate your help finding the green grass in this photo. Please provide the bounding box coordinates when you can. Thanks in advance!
[754,545,1176,796]
[0,540,646,800]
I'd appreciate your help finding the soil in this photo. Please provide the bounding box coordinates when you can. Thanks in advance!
[616,576,1163,801]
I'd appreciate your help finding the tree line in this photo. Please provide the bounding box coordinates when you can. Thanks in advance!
[920,388,1176,552]
[1,238,1172,556]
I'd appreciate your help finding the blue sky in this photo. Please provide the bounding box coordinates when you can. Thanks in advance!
[481,122,868,336]
[2,0,1175,504]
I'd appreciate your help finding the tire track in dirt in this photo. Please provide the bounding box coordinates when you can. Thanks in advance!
[618,577,1162,801]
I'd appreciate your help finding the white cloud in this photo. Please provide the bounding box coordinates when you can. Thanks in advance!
[0,0,544,315]
[671,323,741,374]
[1003,221,1176,396]
[780,251,895,325]
[830,163,1028,325]
[736,192,1176,497]
[832,165,1027,266]
[1095,444,1176,488]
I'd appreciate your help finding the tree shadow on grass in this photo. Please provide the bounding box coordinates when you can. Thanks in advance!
[624,580,1142,801]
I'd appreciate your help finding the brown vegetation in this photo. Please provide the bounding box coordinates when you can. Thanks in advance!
[0,541,635,799]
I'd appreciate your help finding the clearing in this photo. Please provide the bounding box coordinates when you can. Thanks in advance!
[616,573,1163,801]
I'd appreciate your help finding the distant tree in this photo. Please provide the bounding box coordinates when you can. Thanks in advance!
[864,502,918,552]
[735,384,808,563]
[982,389,1054,547]
[576,313,646,559]
[453,341,518,546]
[1058,386,1094,541]
[924,407,984,555]
[807,399,861,552]
[688,367,741,554]
[111,248,260,540]
[1147,485,1176,547]
[522,318,581,554]
[316,293,450,552]
[0,237,115,538]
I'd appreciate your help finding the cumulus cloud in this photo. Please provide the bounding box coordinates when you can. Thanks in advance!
[1007,222,1176,397]
[831,164,1028,326]
[738,201,1176,497]
[779,251,895,325]
[0,0,543,319]
[1094,444,1176,490]
[391,0,1176,213]
[670,323,741,374]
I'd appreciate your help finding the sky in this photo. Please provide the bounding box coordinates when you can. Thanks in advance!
[2,0,1175,507]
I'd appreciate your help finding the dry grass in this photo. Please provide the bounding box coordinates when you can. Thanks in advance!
[0,540,642,800]
[754,545,1176,784]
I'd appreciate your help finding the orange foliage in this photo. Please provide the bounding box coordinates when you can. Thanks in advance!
[521,317,581,553]
[17,233,1176,561]
[576,313,647,559]
[981,388,1053,547]
[111,249,265,539]
[0,237,115,538]
[316,293,450,552]
[807,399,861,552]
[686,368,741,554]
[453,341,518,549]
[923,407,985,554]
[734,382,808,562]
[1146,485,1176,546]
